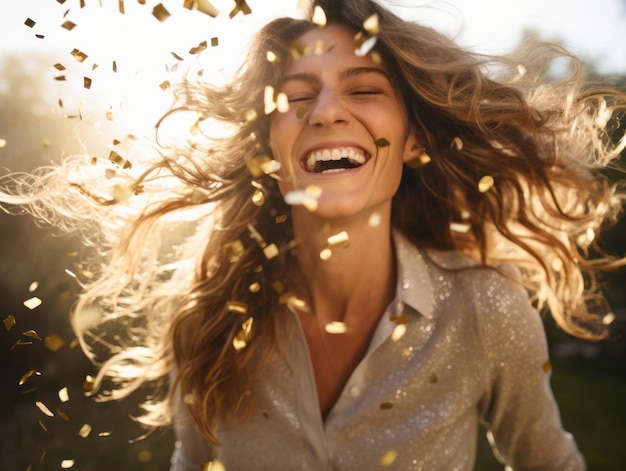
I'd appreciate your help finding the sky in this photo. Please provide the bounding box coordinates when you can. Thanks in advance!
[1,0,625,140]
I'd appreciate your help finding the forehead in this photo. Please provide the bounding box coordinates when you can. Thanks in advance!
[283,24,384,75]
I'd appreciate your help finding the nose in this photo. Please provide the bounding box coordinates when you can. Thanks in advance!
[307,88,349,127]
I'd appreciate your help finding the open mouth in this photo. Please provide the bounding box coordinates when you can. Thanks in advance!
[304,146,369,174]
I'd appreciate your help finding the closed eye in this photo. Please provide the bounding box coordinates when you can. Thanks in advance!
[288,96,314,103]
[349,89,382,96]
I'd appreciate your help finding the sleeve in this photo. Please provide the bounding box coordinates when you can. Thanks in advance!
[474,267,586,471]
[169,387,214,471]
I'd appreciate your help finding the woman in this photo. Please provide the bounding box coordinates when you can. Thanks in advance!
[2,0,625,469]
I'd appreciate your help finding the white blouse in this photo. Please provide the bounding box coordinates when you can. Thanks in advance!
[169,232,585,470]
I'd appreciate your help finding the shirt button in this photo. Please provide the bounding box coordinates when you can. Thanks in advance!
[348,386,360,397]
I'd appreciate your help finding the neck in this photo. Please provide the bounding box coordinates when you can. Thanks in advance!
[290,208,397,324]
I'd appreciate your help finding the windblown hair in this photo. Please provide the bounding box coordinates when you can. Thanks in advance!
[1,0,625,446]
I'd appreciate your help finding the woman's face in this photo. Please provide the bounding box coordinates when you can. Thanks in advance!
[269,24,418,222]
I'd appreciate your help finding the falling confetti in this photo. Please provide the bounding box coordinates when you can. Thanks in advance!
[449,222,471,234]
[452,136,464,151]
[78,423,93,438]
[380,449,399,467]
[374,137,390,148]
[406,153,431,169]
[3,315,16,330]
[311,6,327,26]
[58,387,70,403]
[19,370,42,386]
[152,3,170,21]
[70,48,88,63]
[36,401,55,417]
[477,175,494,193]
[263,243,279,260]
[201,459,227,471]
[23,297,43,310]
[324,321,347,334]
[61,460,75,469]
[390,324,407,342]
[24,18,36,28]
[45,334,66,351]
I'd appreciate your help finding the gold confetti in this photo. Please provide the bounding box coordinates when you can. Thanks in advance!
[279,293,308,310]
[264,85,277,114]
[23,297,42,310]
[324,321,347,334]
[83,77,92,89]
[390,324,407,342]
[379,402,394,410]
[389,314,409,324]
[118,0,125,14]
[233,317,254,351]
[201,459,227,471]
[370,50,382,64]
[603,313,616,325]
[109,150,132,170]
[22,330,42,340]
[152,4,170,21]
[319,248,332,260]
[61,460,75,469]
[57,410,70,421]
[363,13,380,35]
[39,419,48,431]
[374,137,390,148]
[452,136,463,151]
[30,281,39,293]
[36,401,54,417]
[296,106,307,119]
[266,50,278,63]
[289,40,308,59]
[368,212,381,227]
[429,372,438,383]
[183,0,220,17]
[19,370,42,386]
[355,35,378,57]
[380,449,398,467]
[58,387,70,403]
[477,175,494,193]
[3,315,15,330]
[311,5,327,26]
[189,40,208,55]
[260,159,281,174]
[229,0,251,18]
[210,37,218,47]
[0,138,6,148]
[227,301,248,315]
[98,431,112,437]
[223,240,244,263]
[252,189,265,206]
[276,92,289,113]
[24,18,36,28]
[284,188,320,212]
[542,360,551,373]
[449,222,471,234]
[263,243,279,260]
[159,80,171,91]
[54,75,67,81]
[70,48,88,63]
[249,282,260,293]
[45,334,66,351]
[327,231,350,249]
[83,375,95,392]
[406,152,431,169]
[61,20,76,30]
[78,424,92,438]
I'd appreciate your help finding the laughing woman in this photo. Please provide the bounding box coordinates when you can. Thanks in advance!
[2,0,626,469]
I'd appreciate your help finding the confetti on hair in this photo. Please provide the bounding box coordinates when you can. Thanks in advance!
[266,50,278,63]
[252,189,265,206]
[380,449,399,467]
[263,243,279,260]
[355,35,378,57]
[406,153,431,169]
[324,321,347,334]
[227,300,248,315]
[249,282,260,293]
[3,315,16,330]
[233,317,254,350]
[83,375,95,392]
[311,5,327,26]
[264,85,277,114]
[363,13,380,35]
[152,4,170,21]
[450,222,471,233]
[603,313,616,325]
[452,136,463,151]
[23,297,42,310]
[477,175,494,193]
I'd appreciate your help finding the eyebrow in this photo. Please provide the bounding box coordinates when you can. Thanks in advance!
[282,66,391,85]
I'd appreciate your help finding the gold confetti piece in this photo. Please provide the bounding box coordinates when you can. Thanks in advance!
[201,459,227,471]
[449,222,471,234]
[98,431,112,437]
[57,410,70,421]
[70,48,88,63]
[276,92,289,113]
[272,280,284,293]
[19,370,42,386]
[368,212,381,227]
[263,243,279,260]
[289,40,308,59]
[477,175,494,193]
[374,137,390,148]
[36,401,54,417]
[22,330,42,340]
[233,317,254,351]
[406,152,431,169]
[45,334,66,352]
[83,77,92,89]
[517,64,527,77]
[29,280,39,291]
[363,13,380,35]
[586,227,596,242]
[311,5,327,26]
[189,40,208,55]
[380,449,398,467]
[0,138,6,148]
[542,360,551,373]
[23,297,42,310]
[61,20,76,30]
[3,315,16,330]
[159,80,171,91]
[53,63,66,71]
[54,75,67,81]
[379,402,394,410]
[61,460,75,469]
[390,324,407,342]
[429,372,438,383]
[284,190,319,212]
[452,136,463,151]
[78,423,92,438]
[58,387,70,403]
[296,106,307,119]
[183,0,220,17]
[11,339,33,349]
[229,0,251,18]
[245,109,257,122]
[152,4,170,21]
[211,37,218,47]
[327,231,350,248]
[118,0,125,14]
[223,240,244,263]
[389,314,409,324]
[603,313,616,325]
[252,189,265,206]
[264,85,277,114]
[320,248,332,260]
[266,50,278,63]
[25,18,36,28]
[39,419,48,431]
[227,300,248,315]
[109,150,132,170]
[83,375,95,392]
[249,282,260,293]
[260,159,281,174]
[370,50,382,64]
[279,293,308,310]
[324,321,347,334]
[355,35,378,57]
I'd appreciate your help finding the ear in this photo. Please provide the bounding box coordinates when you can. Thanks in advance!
[402,129,423,164]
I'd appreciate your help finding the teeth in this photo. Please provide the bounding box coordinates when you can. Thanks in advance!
[306,146,367,172]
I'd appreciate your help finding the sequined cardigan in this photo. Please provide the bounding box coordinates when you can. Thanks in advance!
[169,232,585,471]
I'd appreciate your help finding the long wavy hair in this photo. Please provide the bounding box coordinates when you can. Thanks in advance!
[1,0,625,446]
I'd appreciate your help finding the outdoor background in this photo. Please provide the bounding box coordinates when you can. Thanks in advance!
[1,1,625,469]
